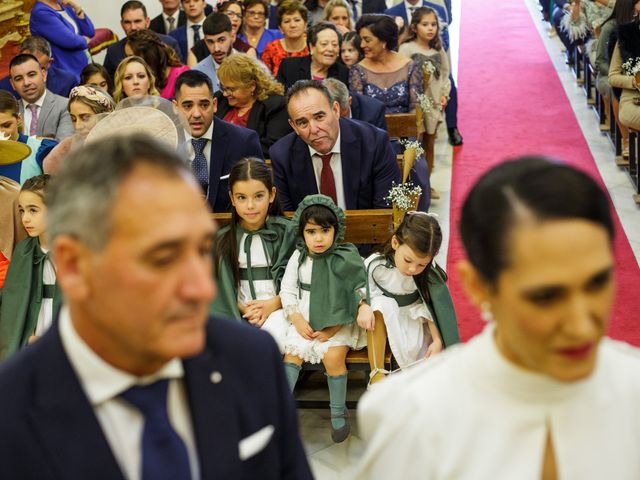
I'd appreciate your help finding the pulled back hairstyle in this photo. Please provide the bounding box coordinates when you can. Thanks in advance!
[113,56,160,102]
[213,158,283,286]
[403,7,442,50]
[355,14,399,52]
[80,63,114,96]
[460,156,614,286]
[126,30,182,90]
[298,204,338,238]
[379,212,442,302]
[322,0,353,31]
[341,31,363,61]
[21,174,51,199]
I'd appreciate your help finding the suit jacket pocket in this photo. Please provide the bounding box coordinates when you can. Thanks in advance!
[238,424,274,461]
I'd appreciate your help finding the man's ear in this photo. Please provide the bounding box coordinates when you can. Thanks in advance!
[456,260,492,309]
[53,235,94,301]
[211,96,218,114]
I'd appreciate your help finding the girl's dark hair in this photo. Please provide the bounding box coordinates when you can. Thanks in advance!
[80,63,114,96]
[379,212,442,303]
[610,0,640,25]
[0,89,19,115]
[403,7,442,50]
[126,30,182,90]
[298,204,338,238]
[342,31,364,59]
[356,14,399,52]
[213,158,283,286]
[21,174,51,199]
[460,156,614,286]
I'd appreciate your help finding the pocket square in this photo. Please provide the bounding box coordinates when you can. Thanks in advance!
[238,425,275,461]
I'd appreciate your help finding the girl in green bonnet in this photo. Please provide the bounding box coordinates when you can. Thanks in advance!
[280,194,372,443]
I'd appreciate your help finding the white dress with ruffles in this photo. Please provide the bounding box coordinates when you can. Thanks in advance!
[238,233,289,352]
[280,250,366,364]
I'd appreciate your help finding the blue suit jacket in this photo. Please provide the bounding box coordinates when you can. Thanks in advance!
[202,117,264,212]
[103,35,182,77]
[0,66,77,99]
[269,117,400,211]
[350,92,387,130]
[385,1,451,50]
[0,315,312,479]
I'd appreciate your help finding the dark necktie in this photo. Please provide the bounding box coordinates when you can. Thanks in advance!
[120,379,192,480]
[408,5,418,18]
[192,24,201,43]
[167,16,176,33]
[319,153,337,204]
[191,138,209,193]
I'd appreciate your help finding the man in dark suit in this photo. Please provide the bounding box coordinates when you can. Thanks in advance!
[384,0,462,145]
[169,0,211,64]
[150,0,186,35]
[0,36,76,99]
[0,134,312,480]
[174,70,263,212]
[10,54,73,141]
[270,80,400,211]
[103,1,182,77]
[324,77,387,130]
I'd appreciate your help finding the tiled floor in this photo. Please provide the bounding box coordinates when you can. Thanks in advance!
[298,1,639,477]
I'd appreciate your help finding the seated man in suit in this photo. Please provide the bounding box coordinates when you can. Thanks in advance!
[0,36,77,99]
[173,70,263,212]
[323,77,387,131]
[103,0,182,78]
[0,134,313,480]
[170,0,209,64]
[193,13,238,92]
[270,80,400,211]
[9,54,73,141]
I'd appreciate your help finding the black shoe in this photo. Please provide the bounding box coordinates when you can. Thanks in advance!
[448,128,463,146]
[330,409,351,443]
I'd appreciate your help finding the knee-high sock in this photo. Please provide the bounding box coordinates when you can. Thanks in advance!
[284,362,301,392]
[326,373,348,429]
[368,312,388,385]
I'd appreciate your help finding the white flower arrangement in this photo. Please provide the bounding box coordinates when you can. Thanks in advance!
[385,181,422,210]
[417,93,438,113]
[400,138,424,157]
[622,57,640,76]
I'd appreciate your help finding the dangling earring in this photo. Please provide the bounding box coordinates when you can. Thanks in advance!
[480,301,494,323]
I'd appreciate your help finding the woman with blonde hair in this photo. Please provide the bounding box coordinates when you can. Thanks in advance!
[113,56,160,103]
[215,53,292,156]
[323,0,353,34]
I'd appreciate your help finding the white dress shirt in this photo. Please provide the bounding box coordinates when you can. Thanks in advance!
[404,0,422,21]
[21,91,46,136]
[59,306,200,480]
[186,19,206,52]
[308,131,346,210]
[164,11,180,33]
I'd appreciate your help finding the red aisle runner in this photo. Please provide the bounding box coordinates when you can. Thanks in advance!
[447,0,640,344]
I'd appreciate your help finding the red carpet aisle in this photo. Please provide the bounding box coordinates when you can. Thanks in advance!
[446,0,640,344]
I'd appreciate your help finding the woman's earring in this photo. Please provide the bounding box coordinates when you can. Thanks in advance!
[480,301,494,323]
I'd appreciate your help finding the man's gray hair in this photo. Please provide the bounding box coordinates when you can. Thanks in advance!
[46,134,192,251]
[20,36,52,58]
[323,78,349,110]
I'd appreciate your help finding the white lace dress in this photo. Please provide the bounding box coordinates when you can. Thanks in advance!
[279,250,366,364]
[238,233,289,352]
[365,254,434,368]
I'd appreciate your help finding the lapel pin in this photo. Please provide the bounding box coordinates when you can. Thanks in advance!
[210,371,222,384]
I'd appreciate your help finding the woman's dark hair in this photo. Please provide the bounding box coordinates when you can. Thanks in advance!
[21,174,51,199]
[403,7,442,50]
[307,21,342,46]
[0,89,19,116]
[277,0,309,25]
[80,63,114,96]
[610,0,640,25]
[460,156,614,285]
[342,31,363,59]
[298,204,338,238]
[213,158,283,286]
[126,30,182,90]
[356,14,399,52]
[379,212,442,303]
[244,0,269,20]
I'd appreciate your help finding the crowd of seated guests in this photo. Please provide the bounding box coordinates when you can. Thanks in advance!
[0,0,469,443]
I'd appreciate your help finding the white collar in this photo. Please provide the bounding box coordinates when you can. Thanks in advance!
[164,10,180,20]
[191,118,214,143]
[59,305,184,406]
[187,18,205,28]
[308,129,341,158]
[22,89,46,109]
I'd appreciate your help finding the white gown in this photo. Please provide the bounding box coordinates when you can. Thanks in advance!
[354,323,640,479]
[34,248,56,337]
[279,250,366,364]
[238,233,289,353]
[365,254,434,368]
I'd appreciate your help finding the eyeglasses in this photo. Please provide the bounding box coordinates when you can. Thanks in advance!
[219,84,240,94]
[224,11,242,19]
[245,9,266,17]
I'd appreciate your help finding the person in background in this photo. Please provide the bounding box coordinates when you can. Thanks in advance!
[239,0,284,58]
[277,22,349,90]
[29,0,94,82]
[262,0,309,76]
[340,31,363,67]
[9,54,74,141]
[303,0,329,26]
[193,12,237,91]
[218,1,259,56]
[150,0,186,34]
[216,53,292,156]
[103,1,182,78]
[323,77,387,130]
[113,56,160,103]
[323,0,354,34]
[170,0,209,63]
[80,63,114,97]
[0,36,77,99]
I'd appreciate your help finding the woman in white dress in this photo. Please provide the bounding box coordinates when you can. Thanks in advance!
[355,156,640,480]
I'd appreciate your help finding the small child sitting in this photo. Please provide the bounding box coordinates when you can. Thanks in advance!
[0,174,60,360]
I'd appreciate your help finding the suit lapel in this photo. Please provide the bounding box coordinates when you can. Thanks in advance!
[37,92,54,135]
[339,119,360,209]
[300,57,311,80]
[208,118,228,209]
[183,344,242,478]
[29,327,126,479]
[291,138,318,202]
